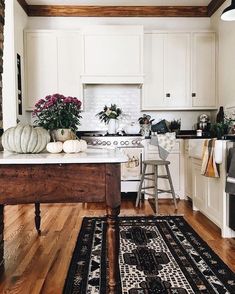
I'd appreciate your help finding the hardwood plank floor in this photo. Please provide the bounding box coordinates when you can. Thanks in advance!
[0,198,234,293]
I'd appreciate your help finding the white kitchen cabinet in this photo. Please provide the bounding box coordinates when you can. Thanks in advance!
[192,32,216,108]
[192,158,222,228]
[142,32,190,110]
[25,32,58,109]
[143,140,184,199]
[24,30,83,110]
[82,26,143,79]
[164,33,191,108]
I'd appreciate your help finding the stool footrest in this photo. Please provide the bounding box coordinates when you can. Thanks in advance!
[158,189,172,194]
[157,175,168,179]
[141,186,155,190]
[144,177,155,181]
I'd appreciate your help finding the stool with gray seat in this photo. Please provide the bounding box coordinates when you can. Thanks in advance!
[135,159,178,214]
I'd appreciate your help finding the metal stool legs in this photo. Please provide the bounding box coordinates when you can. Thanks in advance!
[154,165,159,214]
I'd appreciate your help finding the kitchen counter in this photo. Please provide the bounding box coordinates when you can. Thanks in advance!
[176,135,214,139]
[0,148,128,164]
[0,148,127,292]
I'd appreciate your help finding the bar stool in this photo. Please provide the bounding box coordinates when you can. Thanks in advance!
[135,160,178,214]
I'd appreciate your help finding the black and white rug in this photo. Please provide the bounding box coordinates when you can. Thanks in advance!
[63,216,235,294]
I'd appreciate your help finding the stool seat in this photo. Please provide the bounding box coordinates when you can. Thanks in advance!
[136,160,178,214]
[143,160,170,166]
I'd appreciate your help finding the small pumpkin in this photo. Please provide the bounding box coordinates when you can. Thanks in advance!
[79,139,88,152]
[63,140,81,154]
[46,142,63,154]
[2,124,50,154]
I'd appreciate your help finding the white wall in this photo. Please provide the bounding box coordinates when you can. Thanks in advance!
[211,0,235,108]
[2,0,28,130]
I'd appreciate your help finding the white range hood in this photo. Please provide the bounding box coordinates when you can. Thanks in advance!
[81,25,144,85]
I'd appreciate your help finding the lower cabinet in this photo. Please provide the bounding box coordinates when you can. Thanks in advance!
[184,140,193,199]
[144,140,184,199]
[192,158,222,228]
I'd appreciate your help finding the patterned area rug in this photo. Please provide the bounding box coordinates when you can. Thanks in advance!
[63,216,235,294]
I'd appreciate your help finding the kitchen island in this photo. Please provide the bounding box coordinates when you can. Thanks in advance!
[0,148,127,293]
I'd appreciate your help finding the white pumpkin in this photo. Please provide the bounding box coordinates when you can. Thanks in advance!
[2,124,50,154]
[79,139,88,152]
[46,142,63,154]
[63,140,81,153]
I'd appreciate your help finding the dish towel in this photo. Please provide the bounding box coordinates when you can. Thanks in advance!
[225,147,235,194]
[150,132,176,160]
[201,139,220,178]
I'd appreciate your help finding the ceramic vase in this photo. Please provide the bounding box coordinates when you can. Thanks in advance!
[107,119,117,134]
[51,129,76,142]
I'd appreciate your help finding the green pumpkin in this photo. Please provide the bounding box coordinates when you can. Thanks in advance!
[2,124,50,154]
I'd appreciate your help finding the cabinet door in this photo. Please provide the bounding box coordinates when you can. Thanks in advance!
[192,33,216,108]
[83,34,142,76]
[192,159,206,210]
[25,32,58,109]
[142,34,164,110]
[205,177,222,227]
[164,33,191,108]
[57,32,82,99]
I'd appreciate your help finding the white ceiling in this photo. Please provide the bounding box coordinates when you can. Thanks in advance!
[26,0,212,6]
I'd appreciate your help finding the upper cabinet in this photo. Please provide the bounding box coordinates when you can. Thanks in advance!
[81,26,144,83]
[142,31,217,110]
[192,32,216,108]
[24,30,83,110]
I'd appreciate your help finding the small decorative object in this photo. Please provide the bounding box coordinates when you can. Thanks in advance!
[138,114,154,137]
[216,106,225,123]
[2,124,50,153]
[96,104,122,134]
[63,139,88,153]
[46,141,63,154]
[169,119,181,133]
[51,129,76,142]
[124,122,140,135]
[32,94,82,141]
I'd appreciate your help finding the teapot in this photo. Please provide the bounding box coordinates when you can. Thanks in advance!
[124,122,140,135]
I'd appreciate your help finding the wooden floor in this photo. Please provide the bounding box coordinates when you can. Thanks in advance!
[0,197,235,293]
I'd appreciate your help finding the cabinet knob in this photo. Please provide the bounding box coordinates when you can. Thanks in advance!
[192,93,196,97]
[166,93,171,98]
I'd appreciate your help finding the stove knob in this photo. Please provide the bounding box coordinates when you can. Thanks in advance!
[132,140,137,145]
[120,141,125,145]
[136,140,141,145]
[102,141,107,146]
[125,141,129,145]
[93,140,97,145]
[97,140,102,145]
[107,141,111,146]
[113,141,118,145]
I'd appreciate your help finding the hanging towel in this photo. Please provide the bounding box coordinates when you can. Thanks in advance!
[201,139,220,178]
[225,147,235,194]
[150,132,176,160]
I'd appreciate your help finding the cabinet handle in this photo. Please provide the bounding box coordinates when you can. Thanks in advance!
[166,93,171,98]
[192,93,196,97]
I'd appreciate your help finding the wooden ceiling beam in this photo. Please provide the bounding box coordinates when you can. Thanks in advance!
[16,0,28,15]
[27,5,208,17]
[207,0,227,17]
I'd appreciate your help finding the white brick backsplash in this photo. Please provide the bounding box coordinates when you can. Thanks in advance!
[78,84,212,132]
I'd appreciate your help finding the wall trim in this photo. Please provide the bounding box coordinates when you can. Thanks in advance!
[207,0,226,17]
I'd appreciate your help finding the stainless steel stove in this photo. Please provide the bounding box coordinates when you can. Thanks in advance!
[80,132,144,193]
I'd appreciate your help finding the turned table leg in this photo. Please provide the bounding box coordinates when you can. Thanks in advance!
[106,206,120,294]
[34,203,41,235]
[0,204,4,275]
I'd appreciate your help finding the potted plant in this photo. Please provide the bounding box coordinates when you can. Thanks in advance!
[96,104,122,134]
[138,114,154,137]
[32,93,82,141]
[169,119,181,133]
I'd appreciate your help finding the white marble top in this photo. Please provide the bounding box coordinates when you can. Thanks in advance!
[0,148,128,164]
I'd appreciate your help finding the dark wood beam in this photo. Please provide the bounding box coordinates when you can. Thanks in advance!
[27,5,208,17]
[207,0,227,17]
[16,0,28,15]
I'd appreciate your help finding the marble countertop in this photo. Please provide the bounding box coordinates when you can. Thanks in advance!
[0,148,128,164]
